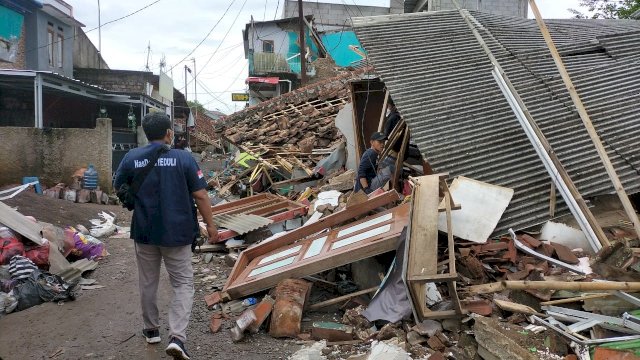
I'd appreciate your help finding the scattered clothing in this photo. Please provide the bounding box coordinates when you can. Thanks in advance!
[8,256,37,281]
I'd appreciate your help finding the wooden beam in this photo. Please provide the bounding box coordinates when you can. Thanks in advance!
[530,0,640,240]
[392,128,410,192]
[377,89,389,132]
[406,175,440,319]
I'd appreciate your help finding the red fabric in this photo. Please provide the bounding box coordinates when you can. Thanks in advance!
[0,235,25,265]
[25,242,50,267]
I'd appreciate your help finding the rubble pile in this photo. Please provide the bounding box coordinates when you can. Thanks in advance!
[221,69,367,149]
[197,174,640,360]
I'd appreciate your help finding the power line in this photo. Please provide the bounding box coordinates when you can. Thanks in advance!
[274,0,281,20]
[20,0,163,56]
[179,0,248,91]
[168,0,237,72]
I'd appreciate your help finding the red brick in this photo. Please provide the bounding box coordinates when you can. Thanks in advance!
[519,234,542,248]
[551,242,580,264]
[593,348,640,360]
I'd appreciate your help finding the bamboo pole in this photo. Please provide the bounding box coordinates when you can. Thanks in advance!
[540,293,613,306]
[529,0,640,240]
[308,286,379,310]
[467,281,640,294]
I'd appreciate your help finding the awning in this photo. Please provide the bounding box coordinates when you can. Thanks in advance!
[245,76,279,85]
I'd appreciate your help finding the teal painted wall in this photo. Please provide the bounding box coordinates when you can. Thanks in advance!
[321,31,366,67]
[0,6,24,39]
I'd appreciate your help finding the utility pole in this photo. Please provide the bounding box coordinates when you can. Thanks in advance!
[145,42,151,71]
[297,0,307,85]
[192,57,197,105]
[184,65,190,146]
[97,0,102,69]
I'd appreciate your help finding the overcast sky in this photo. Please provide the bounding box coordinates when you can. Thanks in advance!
[66,0,582,114]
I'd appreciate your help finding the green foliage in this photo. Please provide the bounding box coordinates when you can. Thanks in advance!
[569,0,640,19]
[187,100,206,114]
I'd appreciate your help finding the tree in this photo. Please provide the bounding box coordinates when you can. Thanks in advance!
[569,0,640,19]
[187,100,206,114]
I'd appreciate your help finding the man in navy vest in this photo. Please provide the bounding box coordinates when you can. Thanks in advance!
[114,112,217,360]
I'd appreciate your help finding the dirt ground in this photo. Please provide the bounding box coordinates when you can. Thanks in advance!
[0,192,299,359]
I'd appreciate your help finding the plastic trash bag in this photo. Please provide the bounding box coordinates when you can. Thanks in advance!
[12,269,76,311]
[65,227,107,260]
[0,291,18,314]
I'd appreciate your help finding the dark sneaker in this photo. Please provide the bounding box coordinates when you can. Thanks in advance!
[142,328,161,344]
[165,337,191,360]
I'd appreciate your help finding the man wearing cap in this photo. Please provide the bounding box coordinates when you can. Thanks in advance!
[355,131,386,194]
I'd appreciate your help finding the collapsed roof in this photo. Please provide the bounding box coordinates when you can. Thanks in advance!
[221,68,370,150]
[353,10,640,235]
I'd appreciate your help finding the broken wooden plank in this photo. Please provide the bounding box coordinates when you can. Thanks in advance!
[222,204,409,299]
[222,190,400,296]
[494,299,545,317]
[406,175,440,319]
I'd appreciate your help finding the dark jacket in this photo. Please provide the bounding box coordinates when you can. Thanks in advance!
[355,148,378,192]
[114,143,207,247]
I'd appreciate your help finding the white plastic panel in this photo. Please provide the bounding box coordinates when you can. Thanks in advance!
[249,256,296,277]
[337,213,393,238]
[303,236,328,260]
[331,224,391,250]
[258,245,302,265]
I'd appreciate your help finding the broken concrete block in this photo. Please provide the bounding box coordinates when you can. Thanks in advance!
[289,340,328,360]
[473,316,538,360]
[248,295,275,333]
[369,340,411,360]
[269,279,312,338]
[311,322,354,342]
[412,319,442,337]
[376,323,405,341]
[230,308,257,342]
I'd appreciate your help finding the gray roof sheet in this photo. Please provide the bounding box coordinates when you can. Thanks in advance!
[353,10,640,236]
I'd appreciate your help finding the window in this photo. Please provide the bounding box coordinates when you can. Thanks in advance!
[47,24,54,66]
[56,34,63,67]
[262,40,274,53]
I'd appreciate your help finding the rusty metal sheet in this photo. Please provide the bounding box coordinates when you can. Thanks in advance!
[213,213,274,235]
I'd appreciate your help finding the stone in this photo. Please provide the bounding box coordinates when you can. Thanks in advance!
[473,316,538,360]
[441,318,460,333]
[412,319,442,337]
[406,331,427,346]
[376,323,404,341]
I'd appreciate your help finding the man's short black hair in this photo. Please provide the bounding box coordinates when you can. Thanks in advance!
[142,112,171,141]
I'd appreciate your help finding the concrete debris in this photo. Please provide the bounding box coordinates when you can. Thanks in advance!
[289,341,328,360]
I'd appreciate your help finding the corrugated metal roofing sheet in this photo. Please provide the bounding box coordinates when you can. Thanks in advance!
[353,10,640,236]
[213,214,274,235]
